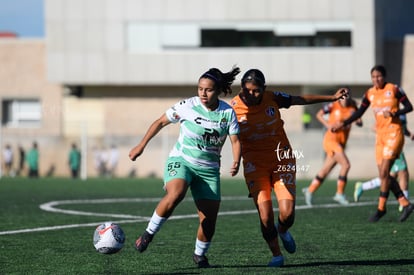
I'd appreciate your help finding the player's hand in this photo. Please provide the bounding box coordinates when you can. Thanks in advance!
[129,145,144,161]
[331,122,344,132]
[382,110,394,118]
[230,161,240,177]
[334,88,349,101]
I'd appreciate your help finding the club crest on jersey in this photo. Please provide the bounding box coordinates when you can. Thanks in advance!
[385,90,392,97]
[219,118,228,128]
[266,107,275,117]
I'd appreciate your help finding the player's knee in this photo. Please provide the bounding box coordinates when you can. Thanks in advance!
[343,161,351,172]
[278,215,295,229]
[378,170,389,180]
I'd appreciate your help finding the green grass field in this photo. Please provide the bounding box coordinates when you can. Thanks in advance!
[1,177,413,274]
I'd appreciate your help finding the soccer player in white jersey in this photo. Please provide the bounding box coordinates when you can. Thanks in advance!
[129,67,241,268]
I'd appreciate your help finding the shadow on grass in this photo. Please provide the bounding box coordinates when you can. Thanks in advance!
[174,258,414,271]
[285,258,414,268]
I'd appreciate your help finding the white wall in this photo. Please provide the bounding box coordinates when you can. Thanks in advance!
[45,0,375,86]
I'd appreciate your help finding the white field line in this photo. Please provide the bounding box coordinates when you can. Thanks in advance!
[0,197,379,236]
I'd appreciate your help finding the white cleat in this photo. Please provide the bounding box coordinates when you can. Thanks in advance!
[302,188,313,206]
[333,193,349,205]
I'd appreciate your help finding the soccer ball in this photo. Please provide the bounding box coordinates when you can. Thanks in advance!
[93,222,125,254]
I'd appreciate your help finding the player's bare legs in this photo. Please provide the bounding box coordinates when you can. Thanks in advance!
[304,155,336,205]
[135,179,188,252]
[255,199,282,256]
[155,179,188,217]
[277,199,295,234]
[396,169,409,196]
[334,152,351,181]
[316,155,337,179]
[192,199,220,268]
[370,159,413,222]
[195,199,220,241]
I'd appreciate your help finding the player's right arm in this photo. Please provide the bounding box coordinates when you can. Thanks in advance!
[332,96,370,132]
[129,114,171,161]
[316,106,331,129]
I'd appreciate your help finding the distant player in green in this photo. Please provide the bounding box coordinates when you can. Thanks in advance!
[129,67,242,268]
[26,141,39,178]
[68,143,81,179]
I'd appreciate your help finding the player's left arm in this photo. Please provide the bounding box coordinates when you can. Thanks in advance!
[390,89,413,118]
[351,99,363,127]
[228,134,241,177]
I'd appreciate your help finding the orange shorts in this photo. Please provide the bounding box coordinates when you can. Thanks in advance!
[375,130,404,165]
[323,139,345,157]
[243,156,296,204]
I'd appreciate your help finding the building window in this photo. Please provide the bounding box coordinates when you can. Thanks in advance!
[127,21,352,52]
[2,99,41,127]
[201,30,351,47]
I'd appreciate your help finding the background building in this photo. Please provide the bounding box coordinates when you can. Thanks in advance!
[1,0,414,179]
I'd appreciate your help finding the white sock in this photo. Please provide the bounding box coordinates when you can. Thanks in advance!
[403,190,409,199]
[194,239,210,256]
[362,177,381,191]
[146,211,166,235]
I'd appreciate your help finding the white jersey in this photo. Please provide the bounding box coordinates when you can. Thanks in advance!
[165,96,239,169]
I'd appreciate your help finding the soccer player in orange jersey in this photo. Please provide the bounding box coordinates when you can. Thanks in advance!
[333,65,414,222]
[303,95,362,206]
[231,69,349,267]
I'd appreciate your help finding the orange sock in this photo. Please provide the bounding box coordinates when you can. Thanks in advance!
[397,196,410,208]
[308,178,322,193]
[378,197,387,211]
[337,178,346,195]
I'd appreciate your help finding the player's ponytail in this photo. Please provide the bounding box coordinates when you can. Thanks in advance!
[200,66,241,96]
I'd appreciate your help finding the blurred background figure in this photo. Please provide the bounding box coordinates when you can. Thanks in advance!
[68,143,81,179]
[93,146,107,177]
[108,144,119,178]
[16,145,25,176]
[2,144,14,177]
[303,93,362,206]
[302,111,312,130]
[27,141,39,178]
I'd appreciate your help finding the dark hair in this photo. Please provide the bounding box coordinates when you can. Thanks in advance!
[370,65,387,77]
[199,66,241,96]
[241,69,266,88]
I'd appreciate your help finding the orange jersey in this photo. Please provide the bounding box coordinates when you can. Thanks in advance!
[362,82,406,162]
[322,100,357,147]
[230,91,293,165]
[231,91,296,201]
[364,83,403,133]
